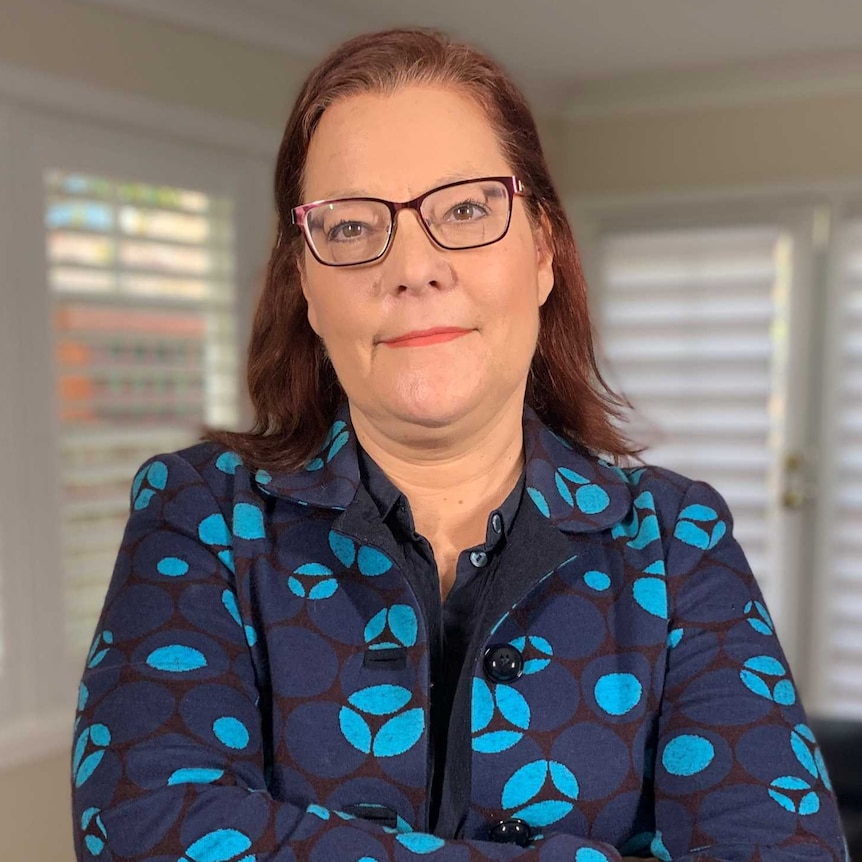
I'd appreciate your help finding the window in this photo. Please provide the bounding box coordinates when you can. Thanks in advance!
[0,101,270,766]
[46,170,239,660]
[810,210,862,717]
[579,196,861,719]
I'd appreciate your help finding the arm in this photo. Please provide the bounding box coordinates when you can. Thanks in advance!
[653,480,847,862]
[72,452,624,862]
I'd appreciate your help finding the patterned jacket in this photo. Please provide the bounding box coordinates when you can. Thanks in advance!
[71,402,847,862]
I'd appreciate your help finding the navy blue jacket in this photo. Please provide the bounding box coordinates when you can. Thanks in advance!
[71,402,847,862]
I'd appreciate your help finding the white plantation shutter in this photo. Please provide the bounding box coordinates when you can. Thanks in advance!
[597,224,791,626]
[813,214,862,718]
[44,170,240,663]
[0,97,269,766]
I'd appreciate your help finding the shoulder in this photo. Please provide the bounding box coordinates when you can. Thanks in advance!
[129,440,259,511]
[606,459,735,535]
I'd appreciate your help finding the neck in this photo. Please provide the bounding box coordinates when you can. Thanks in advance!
[348,391,526,542]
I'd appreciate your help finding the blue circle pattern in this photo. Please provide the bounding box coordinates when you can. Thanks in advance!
[790,723,833,791]
[769,776,820,815]
[81,807,108,856]
[86,629,113,669]
[287,532,394,600]
[744,600,775,636]
[739,656,796,705]
[662,735,715,776]
[528,466,611,520]
[339,685,424,757]
[594,673,643,717]
[364,605,418,649]
[214,716,250,750]
[131,460,167,510]
[72,415,845,861]
[471,677,531,753]
[501,759,580,827]
[180,828,254,862]
[72,723,111,788]
[509,635,553,674]
[673,503,727,551]
[583,570,611,591]
[305,421,350,473]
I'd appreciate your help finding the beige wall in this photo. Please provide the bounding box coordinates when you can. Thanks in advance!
[0,0,310,128]
[0,753,74,861]
[563,92,862,195]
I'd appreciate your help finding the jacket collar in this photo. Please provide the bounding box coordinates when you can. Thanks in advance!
[253,401,632,534]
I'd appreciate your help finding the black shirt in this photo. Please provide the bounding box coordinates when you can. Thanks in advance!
[356,445,525,829]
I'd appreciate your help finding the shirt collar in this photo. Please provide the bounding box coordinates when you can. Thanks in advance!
[357,444,524,550]
[252,401,633,534]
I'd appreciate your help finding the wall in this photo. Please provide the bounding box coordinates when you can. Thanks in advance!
[0,0,310,128]
[563,91,862,195]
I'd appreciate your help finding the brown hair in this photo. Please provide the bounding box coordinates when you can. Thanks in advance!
[203,27,640,470]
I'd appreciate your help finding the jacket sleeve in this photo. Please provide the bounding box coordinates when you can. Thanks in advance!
[71,452,624,862]
[655,479,848,862]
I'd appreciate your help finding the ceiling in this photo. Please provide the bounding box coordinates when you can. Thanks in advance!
[82,0,862,112]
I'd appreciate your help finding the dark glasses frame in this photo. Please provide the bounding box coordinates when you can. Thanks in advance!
[290,175,529,267]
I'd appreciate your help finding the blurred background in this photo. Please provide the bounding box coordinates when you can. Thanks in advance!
[0,1,860,858]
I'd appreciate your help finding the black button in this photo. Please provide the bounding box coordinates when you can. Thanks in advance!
[492,513,503,533]
[470,550,488,568]
[483,643,523,683]
[489,817,531,846]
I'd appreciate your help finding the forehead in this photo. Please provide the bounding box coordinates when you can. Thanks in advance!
[302,85,510,201]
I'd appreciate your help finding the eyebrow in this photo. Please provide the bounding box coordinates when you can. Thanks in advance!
[318,169,493,202]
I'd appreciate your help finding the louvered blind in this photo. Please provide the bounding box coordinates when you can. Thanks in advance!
[819,216,862,718]
[44,170,239,663]
[597,225,788,617]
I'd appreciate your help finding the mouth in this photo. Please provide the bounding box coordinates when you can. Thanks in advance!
[381,327,473,348]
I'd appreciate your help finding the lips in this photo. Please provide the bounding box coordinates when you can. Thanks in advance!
[382,327,472,345]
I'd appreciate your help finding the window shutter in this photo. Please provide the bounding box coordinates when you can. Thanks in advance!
[817,215,862,718]
[44,170,239,663]
[597,224,788,616]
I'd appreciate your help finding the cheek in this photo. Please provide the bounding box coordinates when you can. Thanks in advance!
[307,280,375,364]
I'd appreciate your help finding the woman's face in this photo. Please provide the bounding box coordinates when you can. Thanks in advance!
[299,84,554,432]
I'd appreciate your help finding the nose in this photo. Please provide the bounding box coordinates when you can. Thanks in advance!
[383,207,453,292]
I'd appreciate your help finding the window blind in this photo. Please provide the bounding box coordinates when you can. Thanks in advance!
[44,170,239,664]
[819,216,862,718]
[597,225,788,617]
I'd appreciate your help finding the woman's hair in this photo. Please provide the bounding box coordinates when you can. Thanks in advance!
[203,27,640,469]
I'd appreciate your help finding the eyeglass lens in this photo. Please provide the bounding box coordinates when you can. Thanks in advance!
[305,179,511,265]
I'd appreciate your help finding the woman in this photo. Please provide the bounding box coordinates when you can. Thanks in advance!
[71,28,846,862]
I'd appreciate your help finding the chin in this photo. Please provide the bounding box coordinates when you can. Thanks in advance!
[387,377,484,428]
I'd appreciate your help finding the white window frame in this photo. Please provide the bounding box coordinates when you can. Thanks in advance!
[570,182,862,711]
[0,63,276,771]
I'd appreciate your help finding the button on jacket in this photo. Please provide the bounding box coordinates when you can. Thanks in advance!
[71,402,847,862]
[358,445,525,830]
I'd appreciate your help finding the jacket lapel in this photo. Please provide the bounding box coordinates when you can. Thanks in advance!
[252,401,633,537]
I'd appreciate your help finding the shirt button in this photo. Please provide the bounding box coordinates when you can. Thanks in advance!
[469,550,488,568]
[491,513,503,533]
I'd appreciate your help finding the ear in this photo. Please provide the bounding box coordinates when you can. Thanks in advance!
[298,253,322,337]
[534,210,555,307]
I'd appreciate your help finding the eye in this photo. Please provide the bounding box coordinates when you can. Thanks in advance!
[327,220,366,242]
[447,200,489,222]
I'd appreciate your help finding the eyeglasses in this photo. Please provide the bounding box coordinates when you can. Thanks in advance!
[291,175,528,267]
